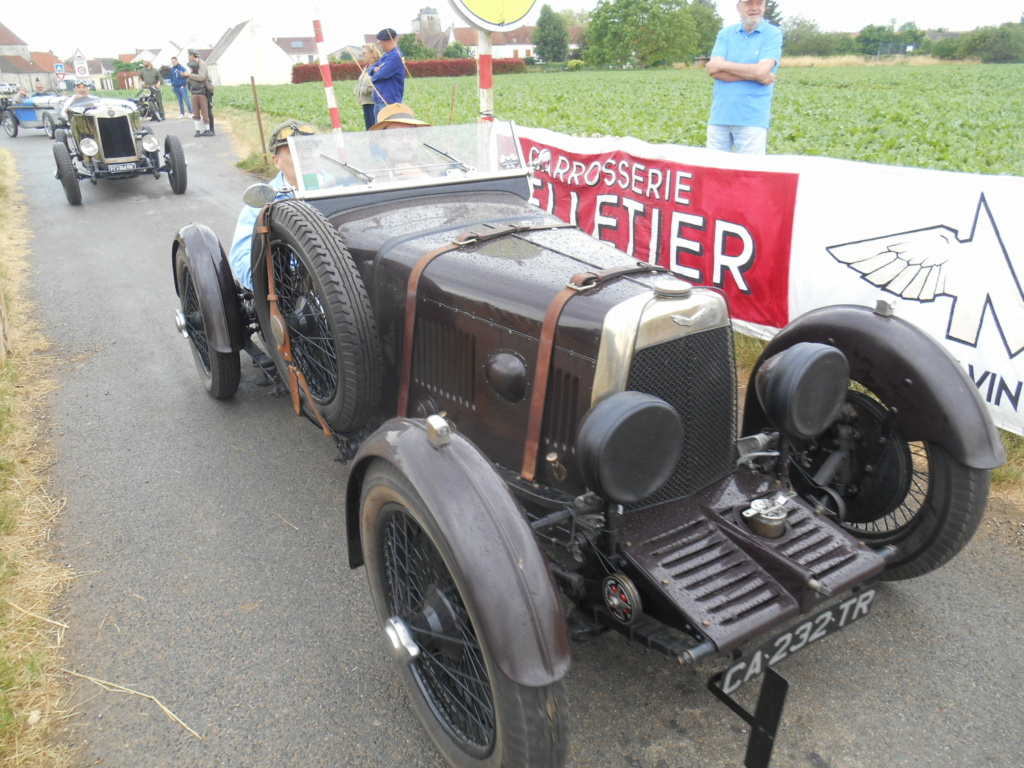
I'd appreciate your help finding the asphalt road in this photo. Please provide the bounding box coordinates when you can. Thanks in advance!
[6,119,1023,768]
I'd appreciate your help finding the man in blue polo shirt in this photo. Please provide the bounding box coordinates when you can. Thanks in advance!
[369,28,405,121]
[706,0,783,155]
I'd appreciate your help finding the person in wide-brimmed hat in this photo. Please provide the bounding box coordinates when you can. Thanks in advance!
[368,27,405,121]
[370,102,429,130]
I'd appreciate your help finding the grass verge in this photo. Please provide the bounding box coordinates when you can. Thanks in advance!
[0,148,73,766]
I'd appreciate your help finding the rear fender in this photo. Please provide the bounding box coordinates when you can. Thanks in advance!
[172,223,244,354]
[742,304,1005,469]
[346,418,572,687]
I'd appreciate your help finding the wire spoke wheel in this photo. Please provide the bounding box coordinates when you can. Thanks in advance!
[269,244,340,402]
[175,250,240,399]
[251,200,380,434]
[381,503,496,753]
[360,460,569,768]
[798,389,989,580]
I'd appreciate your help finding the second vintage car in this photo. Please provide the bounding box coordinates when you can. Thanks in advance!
[171,120,1004,768]
[53,96,186,204]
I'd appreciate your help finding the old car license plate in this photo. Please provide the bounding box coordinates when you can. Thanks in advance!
[717,588,876,695]
[108,163,137,172]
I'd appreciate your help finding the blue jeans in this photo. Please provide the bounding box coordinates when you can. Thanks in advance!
[172,85,190,116]
[707,124,768,155]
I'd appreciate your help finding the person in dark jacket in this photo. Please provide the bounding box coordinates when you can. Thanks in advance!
[186,60,213,136]
[369,28,405,121]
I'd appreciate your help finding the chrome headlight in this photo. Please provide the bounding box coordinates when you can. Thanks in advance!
[79,137,99,156]
[141,134,160,153]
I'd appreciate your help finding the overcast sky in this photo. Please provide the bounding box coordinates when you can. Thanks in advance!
[4,0,1022,61]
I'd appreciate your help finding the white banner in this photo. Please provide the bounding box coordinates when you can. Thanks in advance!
[517,126,1024,435]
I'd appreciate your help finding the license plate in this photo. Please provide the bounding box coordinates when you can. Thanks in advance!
[716,588,876,695]
[108,163,137,172]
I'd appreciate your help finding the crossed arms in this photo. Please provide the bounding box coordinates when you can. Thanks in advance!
[706,57,776,85]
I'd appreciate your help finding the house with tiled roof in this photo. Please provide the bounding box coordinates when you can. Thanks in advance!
[274,36,316,64]
[0,20,61,89]
[452,25,584,60]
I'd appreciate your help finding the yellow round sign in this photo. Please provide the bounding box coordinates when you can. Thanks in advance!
[448,0,537,31]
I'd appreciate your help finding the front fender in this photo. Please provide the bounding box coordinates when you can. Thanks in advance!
[346,418,572,687]
[172,223,243,354]
[742,304,1005,470]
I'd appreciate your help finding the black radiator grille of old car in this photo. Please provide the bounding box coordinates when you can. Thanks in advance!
[627,326,737,506]
[413,319,475,407]
[97,116,136,160]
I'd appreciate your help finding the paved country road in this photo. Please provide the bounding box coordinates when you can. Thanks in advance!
[6,123,1023,768]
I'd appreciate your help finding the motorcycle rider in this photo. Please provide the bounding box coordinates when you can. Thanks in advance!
[138,60,165,121]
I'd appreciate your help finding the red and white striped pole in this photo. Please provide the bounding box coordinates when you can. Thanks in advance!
[313,19,342,132]
[477,29,494,121]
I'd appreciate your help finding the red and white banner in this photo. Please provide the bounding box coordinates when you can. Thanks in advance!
[517,126,1024,436]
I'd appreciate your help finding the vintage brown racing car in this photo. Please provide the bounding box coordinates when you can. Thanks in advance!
[170,121,1004,768]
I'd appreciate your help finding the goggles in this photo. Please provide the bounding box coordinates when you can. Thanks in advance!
[270,122,316,152]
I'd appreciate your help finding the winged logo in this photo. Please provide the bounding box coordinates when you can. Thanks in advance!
[827,194,1024,359]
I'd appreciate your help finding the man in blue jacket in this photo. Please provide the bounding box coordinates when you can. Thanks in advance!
[705,0,783,155]
[168,57,191,119]
[369,28,405,121]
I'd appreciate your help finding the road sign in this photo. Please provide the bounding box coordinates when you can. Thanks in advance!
[56,72,66,82]
[72,49,88,79]
[54,62,65,73]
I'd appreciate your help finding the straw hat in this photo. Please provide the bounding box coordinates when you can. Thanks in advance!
[370,103,430,131]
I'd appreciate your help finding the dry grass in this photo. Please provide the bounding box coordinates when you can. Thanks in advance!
[0,149,74,766]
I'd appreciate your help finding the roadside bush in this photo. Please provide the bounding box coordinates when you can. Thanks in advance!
[566,59,584,71]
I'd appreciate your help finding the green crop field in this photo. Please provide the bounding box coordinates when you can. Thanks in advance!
[209,63,1024,176]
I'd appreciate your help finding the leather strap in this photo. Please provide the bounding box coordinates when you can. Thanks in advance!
[258,206,331,436]
[520,261,668,482]
[396,221,573,417]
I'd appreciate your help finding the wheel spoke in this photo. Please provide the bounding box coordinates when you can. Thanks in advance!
[379,505,496,751]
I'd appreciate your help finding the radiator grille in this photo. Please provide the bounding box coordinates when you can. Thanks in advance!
[413,319,475,406]
[97,116,136,160]
[627,327,737,506]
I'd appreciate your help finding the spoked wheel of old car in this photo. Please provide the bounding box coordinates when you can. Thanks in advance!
[794,389,989,581]
[166,134,187,194]
[360,460,569,768]
[2,111,17,138]
[174,249,240,399]
[252,199,380,433]
[41,112,56,139]
[52,141,81,205]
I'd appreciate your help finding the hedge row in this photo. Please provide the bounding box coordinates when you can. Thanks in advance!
[292,57,526,84]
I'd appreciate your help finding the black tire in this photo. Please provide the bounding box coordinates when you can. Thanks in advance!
[175,249,240,399]
[53,141,81,205]
[797,390,989,581]
[42,111,56,138]
[166,134,187,194]
[252,199,380,433]
[2,110,17,138]
[54,127,70,149]
[138,100,152,120]
[360,460,569,768]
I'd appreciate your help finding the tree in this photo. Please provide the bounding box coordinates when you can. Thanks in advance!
[442,41,473,59]
[959,23,1024,62]
[856,23,897,55]
[398,33,437,60]
[534,4,570,62]
[687,0,722,56]
[763,0,783,26]
[896,22,925,52]
[557,8,591,26]
[781,15,857,57]
[584,0,699,69]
